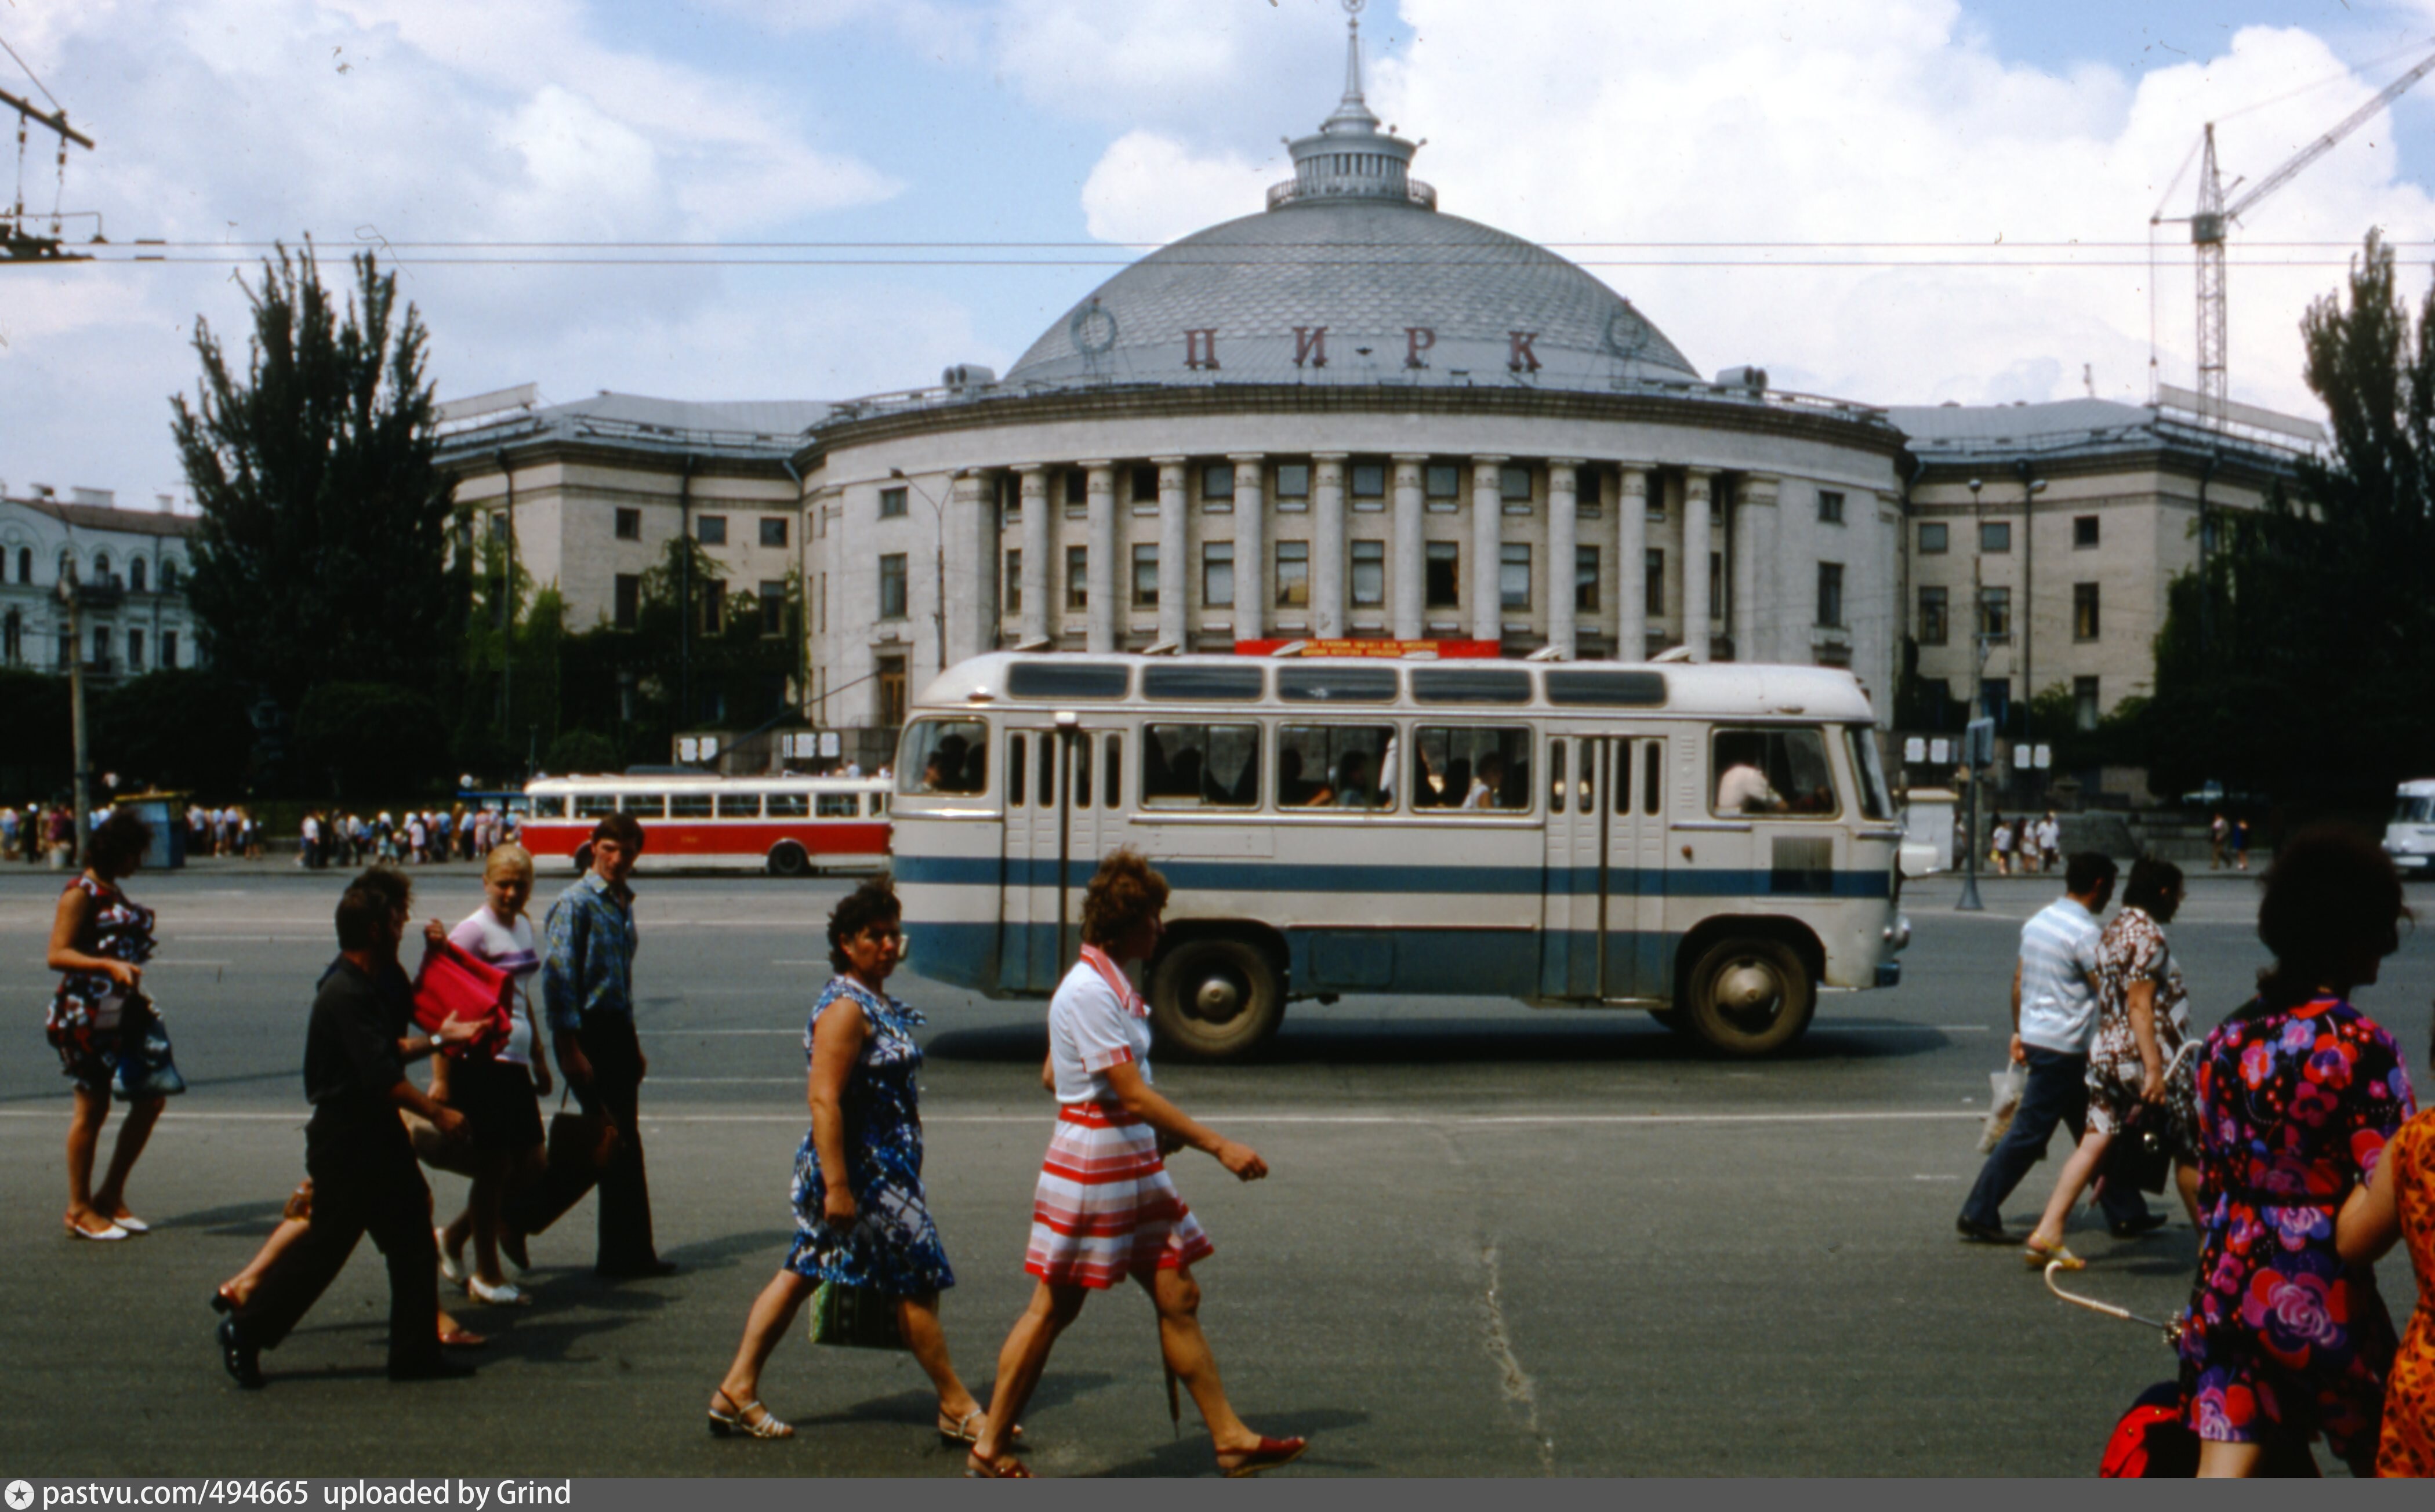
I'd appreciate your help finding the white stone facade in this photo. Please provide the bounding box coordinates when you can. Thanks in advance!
[0,489,200,681]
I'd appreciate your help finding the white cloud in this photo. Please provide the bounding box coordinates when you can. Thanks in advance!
[1079,130,1279,243]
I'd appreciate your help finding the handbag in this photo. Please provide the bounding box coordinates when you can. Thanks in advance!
[807,1222,905,1351]
[401,1106,482,1176]
[411,939,514,1060]
[1977,1063,2026,1154]
[114,991,187,1102]
[546,1091,622,1173]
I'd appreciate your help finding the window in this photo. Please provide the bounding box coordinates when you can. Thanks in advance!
[1278,664,1398,702]
[817,574,827,633]
[1066,546,1089,610]
[159,558,180,592]
[16,547,31,582]
[876,655,906,728]
[129,558,146,593]
[1709,553,1724,623]
[1425,463,1461,503]
[1104,733,1123,808]
[1065,470,1087,510]
[622,793,669,819]
[1413,666,1532,703]
[1413,726,1532,812]
[1980,585,2011,640]
[1980,520,2011,553]
[1202,543,1235,608]
[879,554,908,619]
[1981,678,2011,725]
[1350,461,1387,503]
[1007,661,1130,699]
[126,628,144,670]
[816,792,860,818]
[902,718,990,794]
[1425,540,1460,608]
[1132,543,1159,608]
[1275,541,1309,608]
[1816,562,1844,629]
[1131,466,1159,504]
[1275,463,1311,504]
[1279,724,1396,809]
[1817,490,1846,525]
[1500,543,1532,611]
[702,580,731,635]
[615,507,641,540]
[1006,735,1026,809]
[1918,522,1948,554]
[697,515,728,546]
[1712,727,1839,817]
[2074,677,2101,732]
[2074,515,2100,548]
[760,517,790,548]
[2,610,19,666]
[488,511,510,543]
[1646,548,1666,617]
[669,793,714,819]
[161,630,177,668]
[575,790,620,819]
[759,579,787,635]
[879,488,908,519]
[1545,668,1665,706]
[1846,728,1893,821]
[1918,586,1949,646]
[614,573,641,630]
[1203,463,1235,503]
[767,793,810,818]
[1578,468,1603,514]
[93,551,110,583]
[2073,581,2100,641]
[714,793,761,818]
[1004,549,1022,615]
[1500,465,1533,510]
[1351,540,1385,606]
[1576,546,1599,612]
[1140,724,1260,807]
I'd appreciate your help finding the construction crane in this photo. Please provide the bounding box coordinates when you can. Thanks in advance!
[2,79,97,264]
[2157,42,2435,428]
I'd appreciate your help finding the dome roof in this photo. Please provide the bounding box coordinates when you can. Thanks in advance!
[1001,9,1699,398]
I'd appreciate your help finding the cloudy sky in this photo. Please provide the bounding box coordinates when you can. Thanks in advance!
[8,0,2435,507]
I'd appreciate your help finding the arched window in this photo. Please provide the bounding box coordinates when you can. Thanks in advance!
[2,609,19,666]
[13,547,27,583]
[160,558,180,592]
[58,552,72,584]
[92,551,111,584]
[129,557,146,593]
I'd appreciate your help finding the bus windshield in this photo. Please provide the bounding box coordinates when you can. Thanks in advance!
[900,719,989,795]
[2396,795,2435,824]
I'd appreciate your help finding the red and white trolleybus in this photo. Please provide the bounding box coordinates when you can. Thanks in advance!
[521,775,891,875]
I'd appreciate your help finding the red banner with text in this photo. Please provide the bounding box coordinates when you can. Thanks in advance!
[1233,638,1503,660]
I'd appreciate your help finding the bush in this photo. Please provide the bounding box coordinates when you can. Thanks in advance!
[543,728,623,775]
[0,668,72,794]
[93,669,257,796]
[293,682,450,799]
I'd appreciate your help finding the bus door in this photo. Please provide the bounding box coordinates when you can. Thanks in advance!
[1606,735,1672,999]
[999,723,1126,991]
[1538,733,1606,998]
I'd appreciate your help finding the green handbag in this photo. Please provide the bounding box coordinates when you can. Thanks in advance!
[808,1280,903,1350]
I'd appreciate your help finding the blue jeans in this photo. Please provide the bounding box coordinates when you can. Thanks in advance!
[1960,1046,2151,1231]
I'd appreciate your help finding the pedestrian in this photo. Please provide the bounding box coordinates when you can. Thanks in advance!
[214,879,484,1388]
[435,843,550,1306]
[2231,816,2252,872]
[2335,1008,2435,1476]
[2040,811,2063,875]
[519,809,672,1278]
[46,803,72,868]
[2178,826,2416,1476]
[1,804,18,859]
[703,875,993,1442]
[1989,812,2013,876]
[2210,812,2228,871]
[2020,858,2200,1267]
[46,809,172,1241]
[1958,851,2157,1246]
[964,849,1305,1478]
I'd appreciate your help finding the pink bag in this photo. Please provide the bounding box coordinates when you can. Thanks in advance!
[411,938,513,1059]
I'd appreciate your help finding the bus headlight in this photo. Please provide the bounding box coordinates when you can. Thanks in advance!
[1883,913,1912,953]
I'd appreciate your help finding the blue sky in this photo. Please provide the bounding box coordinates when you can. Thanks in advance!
[9,0,2435,503]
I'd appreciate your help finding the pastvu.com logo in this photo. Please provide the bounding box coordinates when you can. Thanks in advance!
[6,1480,35,1510]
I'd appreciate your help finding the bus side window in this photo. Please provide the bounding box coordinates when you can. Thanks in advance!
[1279,724,1394,810]
[1613,740,1634,815]
[1712,727,1839,818]
[1415,726,1533,813]
[870,793,887,816]
[714,793,761,819]
[670,793,713,818]
[1104,733,1123,809]
[1074,736,1094,811]
[1039,733,1057,808]
[817,793,858,817]
[1008,734,1027,809]
[622,794,669,819]
[1142,724,1261,808]
[1579,739,1596,813]
[1549,741,1566,814]
[1642,739,1663,816]
[576,791,618,819]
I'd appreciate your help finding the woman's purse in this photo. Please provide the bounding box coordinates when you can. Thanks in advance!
[114,991,186,1101]
[411,939,514,1059]
[401,1106,482,1176]
[807,1220,904,1351]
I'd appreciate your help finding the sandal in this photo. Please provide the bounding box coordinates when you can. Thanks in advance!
[467,1276,529,1306]
[2022,1238,2084,1271]
[437,1228,467,1288]
[436,1325,488,1349]
[1218,1435,1309,1478]
[707,1390,793,1440]
[937,1410,1025,1446]
[964,1449,1032,1478]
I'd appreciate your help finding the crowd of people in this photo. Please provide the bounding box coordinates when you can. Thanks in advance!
[1958,830,2434,1477]
[2,803,87,868]
[293,804,520,869]
[1984,810,2066,875]
[179,805,267,860]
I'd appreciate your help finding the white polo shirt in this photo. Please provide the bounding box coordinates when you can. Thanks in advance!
[2017,895,2103,1054]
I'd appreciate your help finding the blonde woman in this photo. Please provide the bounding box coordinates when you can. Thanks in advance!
[436,844,550,1304]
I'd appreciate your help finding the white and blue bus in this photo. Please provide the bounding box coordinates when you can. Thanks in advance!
[890,652,1910,1059]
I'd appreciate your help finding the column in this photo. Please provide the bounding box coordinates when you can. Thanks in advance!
[1084,460,1116,653]
[953,468,998,664]
[1682,468,1714,663]
[1730,474,1777,664]
[1017,466,1050,648]
[1230,453,1267,641]
[1547,459,1580,660]
[1312,453,1347,638]
[1617,466,1648,660]
[1155,456,1188,649]
[1391,455,1427,640]
[1470,456,1507,645]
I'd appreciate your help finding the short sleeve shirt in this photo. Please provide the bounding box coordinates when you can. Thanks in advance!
[1047,947,1155,1104]
[450,907,540,1065]
[2018,896,2103,1053]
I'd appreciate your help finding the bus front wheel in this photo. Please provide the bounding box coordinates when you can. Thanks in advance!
[1148,937,1283,1062]
[767,842,809,877]
[1682,937,1814,1057]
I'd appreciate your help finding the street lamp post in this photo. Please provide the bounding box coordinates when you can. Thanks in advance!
[1959,478,1986,913]
[888,468,950,674]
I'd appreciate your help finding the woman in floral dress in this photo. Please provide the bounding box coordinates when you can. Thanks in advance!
[2181,827,2418,1476]
[2336,1017,2435,1475]
[45,810,169,1241]
[703,874,990,1443]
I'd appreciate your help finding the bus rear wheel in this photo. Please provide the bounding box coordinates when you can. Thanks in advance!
[767,842,809,877]
[1682,937,1814,1057]
[1149,937,1283,1062]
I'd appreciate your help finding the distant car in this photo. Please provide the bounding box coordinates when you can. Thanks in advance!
[2384,779,2435,875]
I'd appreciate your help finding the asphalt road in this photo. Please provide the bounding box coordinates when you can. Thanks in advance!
[1,860,2428,1477]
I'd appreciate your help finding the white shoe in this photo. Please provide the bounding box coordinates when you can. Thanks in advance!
[67,1220,129,1242]
[111,1215,150,1234]
[467,1276,528,1306]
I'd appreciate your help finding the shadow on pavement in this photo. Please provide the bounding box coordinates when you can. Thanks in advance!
[1092,1407,1373,1477]
[923,1019,1955,1067]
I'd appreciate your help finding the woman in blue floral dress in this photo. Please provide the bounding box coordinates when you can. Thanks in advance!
[2180,827,2418,1475]
[705,875,993,1444]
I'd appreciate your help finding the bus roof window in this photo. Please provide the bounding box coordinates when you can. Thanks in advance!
[1142,664,1265,702]
[1411,667,1533,704]
[1544,669,1667,708]
[1277,664,1398,703]
[1006,660,1131,699]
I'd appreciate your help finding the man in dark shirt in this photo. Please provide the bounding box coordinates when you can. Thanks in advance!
[217,881,480,1387]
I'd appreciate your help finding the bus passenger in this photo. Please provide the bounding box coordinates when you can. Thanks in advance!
[1463,753,1508,810]
[1321,751,1375,809]
[1717,761,1783,814]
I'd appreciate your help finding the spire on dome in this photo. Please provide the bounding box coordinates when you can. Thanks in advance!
[1268,0,1435,212]
[1322,0,1380,135]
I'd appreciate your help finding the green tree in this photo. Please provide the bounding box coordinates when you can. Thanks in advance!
[2149,229,2435,810]
[293,681,451,799]
[92,668,257,795]
[0,667,72,795]
[172,244,459,718]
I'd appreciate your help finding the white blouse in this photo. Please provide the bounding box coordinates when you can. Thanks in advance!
[1046,948,1155,1105]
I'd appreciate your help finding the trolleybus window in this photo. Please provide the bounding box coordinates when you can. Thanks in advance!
[1278,725,1396,809]
[768,793,810,818]
[1073,736,1093,810]
[1104,734,1123,809]
[1005,661,1131,700]
[1142,724,1260,807]
[714,793,761,819]
[624,794,669,819]
[1277,664,1398,703]
[1712,729,1839,817]
[1643,740,1664,815]
[1142,664,1264,702]
[1845,728,1893,820]
[1006,734,1026,809]
[535,795,572,819]
[670,793,714,818]
[1414,727,1532,810]
[817,793,859,818]
[901,718,989,794]
[1544,668,1667,707]
[1411,666,1533,704]
[575,791,619,819]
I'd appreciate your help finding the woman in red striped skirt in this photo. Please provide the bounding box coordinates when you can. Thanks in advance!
[964,850,1305,1478]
